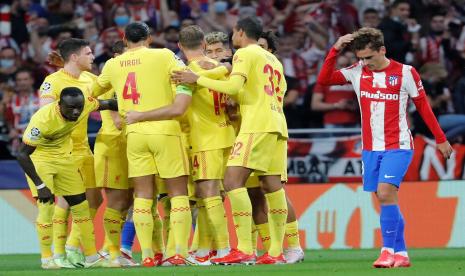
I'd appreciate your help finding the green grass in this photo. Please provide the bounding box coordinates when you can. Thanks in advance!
[0,249,464,275]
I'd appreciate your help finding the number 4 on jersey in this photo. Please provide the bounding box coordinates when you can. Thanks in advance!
[123,72,140,104]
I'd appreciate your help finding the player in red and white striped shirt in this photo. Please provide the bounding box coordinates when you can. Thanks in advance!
[317,27,453,269]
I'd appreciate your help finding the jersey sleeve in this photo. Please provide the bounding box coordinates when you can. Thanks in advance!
[39,75,60,100]
[23,120,47,147]
[230,48,252,80]
[407,66,447,143]
[316,47,350,86]
[166,50,193,96]
[403,66,425,98]
[93,59,113,97]
[98,89,116,101]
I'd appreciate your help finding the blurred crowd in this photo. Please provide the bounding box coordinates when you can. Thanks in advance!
[1,0,465,159]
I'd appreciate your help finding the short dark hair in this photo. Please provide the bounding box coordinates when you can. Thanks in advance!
[391,0,410,8]
[363,8,378,15]
[351,27,385,52]
[179,25,204,50]
[58,38,90,62]
[260,30,278,53]
[235,16,262,41]
[15,67,34,79]
[60,87,84,102]
[125,22,150,43]
[111,40,126,55]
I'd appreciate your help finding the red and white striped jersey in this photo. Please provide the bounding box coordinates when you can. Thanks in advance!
[340,60,421,150]
[317,47,446,151]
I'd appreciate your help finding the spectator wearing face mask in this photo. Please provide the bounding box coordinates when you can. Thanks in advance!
[110,5,131,36]
[0,47,20,84]
[195,0,237,33]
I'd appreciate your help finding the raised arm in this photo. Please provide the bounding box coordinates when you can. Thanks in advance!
[317,34,354,86]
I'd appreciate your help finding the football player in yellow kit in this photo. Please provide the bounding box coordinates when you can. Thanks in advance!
[172,17,289,265]
[17,87,117,269]
[92,22,193,267]
[38,38,106,267]
[126,26,234,265]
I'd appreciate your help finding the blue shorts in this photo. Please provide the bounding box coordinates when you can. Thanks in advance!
[361,149,413,192]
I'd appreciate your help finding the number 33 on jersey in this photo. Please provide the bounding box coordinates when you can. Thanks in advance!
[230,44,288,138]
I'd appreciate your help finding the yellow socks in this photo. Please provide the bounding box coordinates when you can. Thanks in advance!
[196,200,212,252]
[251,223,258,252]
[152,200,164,254]
[204,196,229,250]
[160,196,175,257]
[256,223,270,252]
[52,205,69,256]
[170,196,191,257]
[190,215,199,253]
[265,189,288,257]
[227,188,253,254]
[133,198,154,259]
[66,207,96,250]
[103,207,124,259]
[286,220,301,249]
[36,202,54,259]
[70,200,97,257]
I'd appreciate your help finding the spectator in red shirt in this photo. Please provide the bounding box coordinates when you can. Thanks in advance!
[311,52,360,129]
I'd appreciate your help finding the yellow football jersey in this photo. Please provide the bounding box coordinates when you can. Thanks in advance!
[95,89,125,156]
[187,57,235,152]
[93,47,191,136]
[39,69,99,152]
[23,98,100,157]
[230,44,288,137]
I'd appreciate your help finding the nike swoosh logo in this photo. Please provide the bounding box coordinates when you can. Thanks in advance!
[362,75,372,79]
[384,174,395,178]
[386,230,396,234]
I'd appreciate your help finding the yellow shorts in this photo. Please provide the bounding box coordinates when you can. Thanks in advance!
[74,153,96,189]
[155,175,167,195]
[27,155,85,197]
[227,132,284,175]
[192,148,230,181]
[127,133,189,178]
[245,175,260,188]
[94,153,130,189]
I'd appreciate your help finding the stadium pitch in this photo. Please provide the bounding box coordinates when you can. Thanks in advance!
[1,248,464,275]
